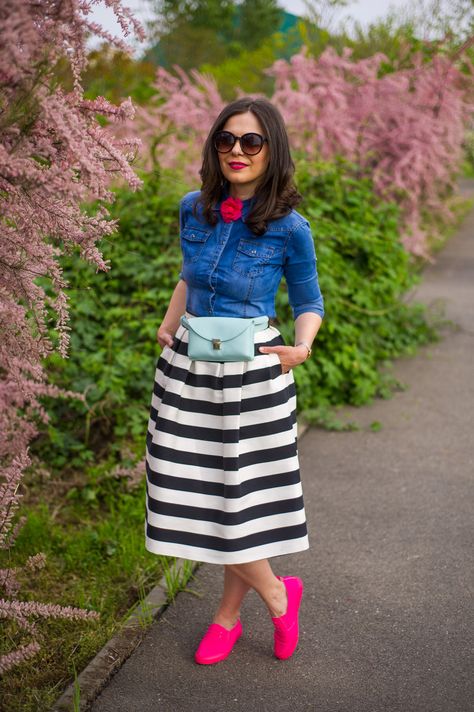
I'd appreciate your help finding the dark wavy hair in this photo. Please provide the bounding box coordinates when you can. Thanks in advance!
[195,97,301,236]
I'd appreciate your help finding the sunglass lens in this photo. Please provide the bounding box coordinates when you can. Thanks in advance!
[241,133,263,154]
[214,132,234,152]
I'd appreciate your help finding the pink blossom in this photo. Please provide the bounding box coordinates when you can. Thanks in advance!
[268,46,474,258]
[122,45,474,259]
[0,0,144,673]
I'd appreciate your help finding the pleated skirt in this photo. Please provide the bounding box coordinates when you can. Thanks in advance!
[145,314,309,565]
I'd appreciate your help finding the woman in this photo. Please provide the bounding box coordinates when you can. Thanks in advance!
[145,97,324,665]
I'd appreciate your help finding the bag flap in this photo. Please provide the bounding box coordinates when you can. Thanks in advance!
[184,316,253,343]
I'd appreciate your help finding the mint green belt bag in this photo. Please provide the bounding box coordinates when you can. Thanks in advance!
[180,314,269,362]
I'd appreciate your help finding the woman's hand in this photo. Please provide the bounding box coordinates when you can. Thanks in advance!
[156,280,187,349]
[258,344,310,374]
[156,326,175,349]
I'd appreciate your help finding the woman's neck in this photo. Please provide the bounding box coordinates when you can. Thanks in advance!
[228,186,255,202]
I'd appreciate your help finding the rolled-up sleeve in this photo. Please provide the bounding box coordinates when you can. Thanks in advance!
[177,196,186,280]
[283,219,324,320]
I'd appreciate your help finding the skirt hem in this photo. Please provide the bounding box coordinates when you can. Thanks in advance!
[144,535,309,565]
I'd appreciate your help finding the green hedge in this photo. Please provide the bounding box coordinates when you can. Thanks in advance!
[34,158,437,471]
[287,157,436,411]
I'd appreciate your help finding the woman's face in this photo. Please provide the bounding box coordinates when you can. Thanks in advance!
[217,111,270,199]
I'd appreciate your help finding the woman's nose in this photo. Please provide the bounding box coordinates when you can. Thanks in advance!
[231,139,244,156]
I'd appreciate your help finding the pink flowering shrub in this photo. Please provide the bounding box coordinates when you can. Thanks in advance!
[112,64,225,178]
[0,0,144,673]
[269,46,474,258]
[127,44,474,258]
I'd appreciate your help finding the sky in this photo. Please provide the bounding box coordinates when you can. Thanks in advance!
[85,0,422,54]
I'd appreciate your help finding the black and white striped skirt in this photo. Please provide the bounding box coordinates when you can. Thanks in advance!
[145,314,309,565]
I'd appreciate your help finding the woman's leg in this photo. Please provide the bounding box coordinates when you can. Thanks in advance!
[212,565,251,629]
[228,559,288,617]
[211,559,288,628]
[200,559,295,663]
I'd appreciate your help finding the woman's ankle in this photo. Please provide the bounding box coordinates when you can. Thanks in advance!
[266,578,288,618]
[212,610,240,630]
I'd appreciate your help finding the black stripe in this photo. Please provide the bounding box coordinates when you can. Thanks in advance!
[148,404,159,425]
[146,496,304,526]
[151,381,295,416]
[146,461,301,498]
[156,358,283,389]
[146,441,297,470]
[148,417,233,443]
[239,385,295,413]
[239,411,297,439]
[147,411,296,444]
[146,521,308,552]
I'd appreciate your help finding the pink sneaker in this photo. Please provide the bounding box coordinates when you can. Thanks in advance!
[271,576,304,660]
[194,619,243,665]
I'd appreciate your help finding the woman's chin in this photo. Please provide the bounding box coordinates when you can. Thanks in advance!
[225,172,247,182]
[225,173,256,188]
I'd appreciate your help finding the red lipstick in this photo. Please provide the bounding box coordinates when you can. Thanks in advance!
[229,162,247,170]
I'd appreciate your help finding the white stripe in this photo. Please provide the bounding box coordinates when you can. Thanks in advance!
[148,399,296,431]
[144,532,309,565]
[159,372,288,404]
[146,508,306,539]
[160,350,281,377]
[238,427,295,453]
[151,405,240,430]
[147,426,296,457]
[146,449,299,482]
[146,481,303,511]
[149,390,164,412]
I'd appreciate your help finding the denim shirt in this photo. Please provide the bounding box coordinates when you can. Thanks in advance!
[178,189,324,320]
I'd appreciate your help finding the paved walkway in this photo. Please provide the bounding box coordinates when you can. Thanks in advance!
[92,191,474,712]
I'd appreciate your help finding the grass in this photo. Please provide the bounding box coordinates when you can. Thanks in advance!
[0,472,186,712]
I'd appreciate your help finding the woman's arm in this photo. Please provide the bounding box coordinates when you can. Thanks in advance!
[259,219,324,373]
[156,279,187,348]
[294,311,322,358]
[259,312,322,373]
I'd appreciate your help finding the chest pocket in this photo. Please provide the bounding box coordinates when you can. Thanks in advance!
[181,226,211,263]
[232,239,275,276]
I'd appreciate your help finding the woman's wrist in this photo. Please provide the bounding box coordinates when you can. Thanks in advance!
[160,319,180,335]
[294,341,312,360]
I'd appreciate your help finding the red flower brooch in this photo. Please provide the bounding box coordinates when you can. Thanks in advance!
[220,196,243,223]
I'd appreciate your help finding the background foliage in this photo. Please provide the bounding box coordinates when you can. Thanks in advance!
[34,157,441,472]
[145,0,287,69]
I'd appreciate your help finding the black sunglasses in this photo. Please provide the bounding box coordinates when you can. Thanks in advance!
[213,130,268,156]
